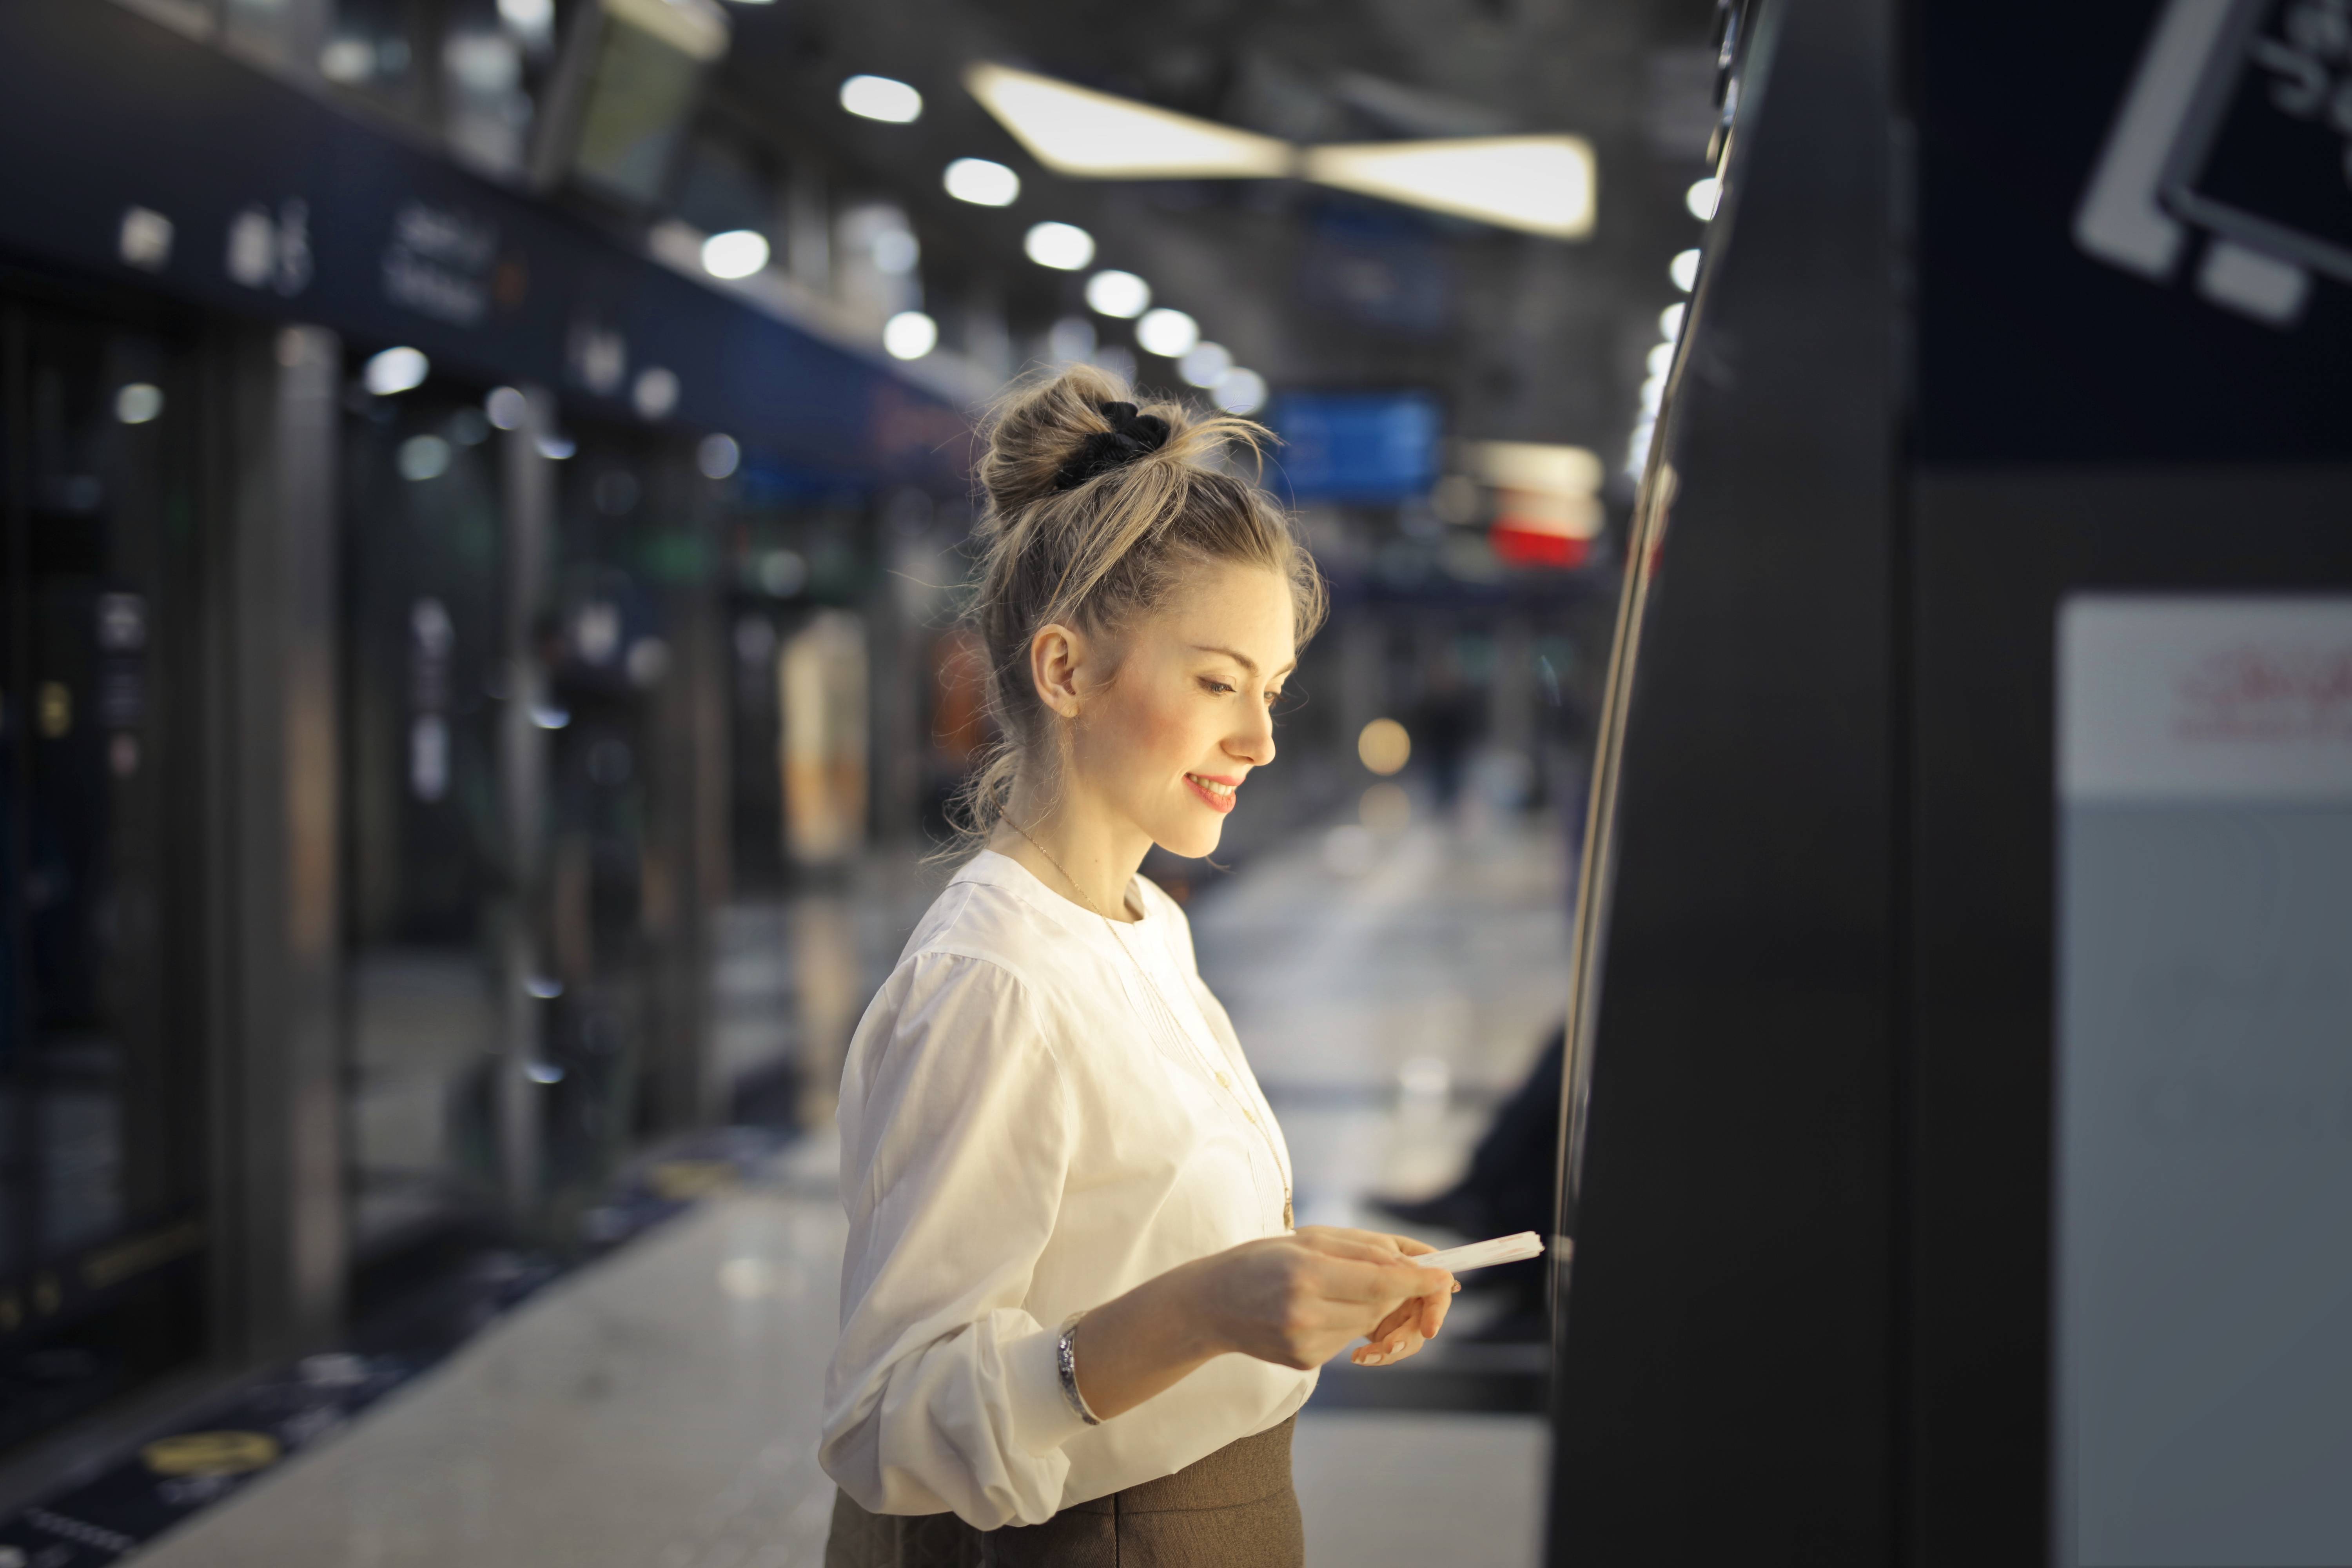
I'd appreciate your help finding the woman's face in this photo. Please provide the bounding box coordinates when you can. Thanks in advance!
[1069,562,1296,860]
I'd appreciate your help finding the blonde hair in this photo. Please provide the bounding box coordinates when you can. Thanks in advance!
[952,362,1327,845]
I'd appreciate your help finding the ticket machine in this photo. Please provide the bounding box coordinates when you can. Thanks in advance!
[1549,0,2352,1561]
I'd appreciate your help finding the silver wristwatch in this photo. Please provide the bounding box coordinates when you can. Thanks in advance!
[1056,1311,1103,1426]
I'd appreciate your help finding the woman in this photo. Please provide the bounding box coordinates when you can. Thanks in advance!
[821,366,1457,1567]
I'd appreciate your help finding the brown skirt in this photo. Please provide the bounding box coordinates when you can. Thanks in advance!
[824,1416,1303,1568]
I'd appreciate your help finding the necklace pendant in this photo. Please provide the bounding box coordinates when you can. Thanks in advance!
[1283,1193,1294,1230]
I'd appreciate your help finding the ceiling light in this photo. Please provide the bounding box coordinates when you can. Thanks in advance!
[398,434,452,481]
[698,433,740,479]
[1302,136,1595,239]
[1659,302,1686,339]
[1136,307,1198,358]
[1686,177,1720,220]
[702,229,770,279]
[840,74,922,123]
[944,157,1020,207]
[486,386,527,429]
[965,62,1294,178]
[1670,248,1701,291]
[1024,221,1095,270]
[364,346,429,396]
[869,227,918,276]
[883,310,939,360]
[1646,342,1675,376]
[1085,269,1151,318]
[497,0,552,27]
[114,383,164,425]
[1466,441,1603,497]
[1213,367,1267,415]
[1179,341,1232,387]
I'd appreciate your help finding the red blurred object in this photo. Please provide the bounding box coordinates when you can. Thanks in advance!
[1490,521,1591,568]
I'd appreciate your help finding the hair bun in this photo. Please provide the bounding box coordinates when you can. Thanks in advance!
[977,364,1192,518]
[1052,402,1171,492]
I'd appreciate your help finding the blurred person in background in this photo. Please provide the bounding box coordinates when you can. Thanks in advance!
[1410,652,1481,813]
[821,366,1459,1568]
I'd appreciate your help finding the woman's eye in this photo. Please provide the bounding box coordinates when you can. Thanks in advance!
[1201,679,1235,695]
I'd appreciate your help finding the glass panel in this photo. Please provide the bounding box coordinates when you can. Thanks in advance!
[0,298,209,1450]
[342,381,506,1258]
[535,432,680,1220]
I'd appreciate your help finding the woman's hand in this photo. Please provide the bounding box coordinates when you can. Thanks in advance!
[1342,1232,1456,1367]
[1197,1227,1456,1371]
[1066,1227,1458,1420]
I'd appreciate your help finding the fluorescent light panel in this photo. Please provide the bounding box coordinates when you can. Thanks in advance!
[1467,440,1603,498]
[965,65,1597,241]
[1302,136,1595,239]
[603,0,728,63]
[965,62,1293,178]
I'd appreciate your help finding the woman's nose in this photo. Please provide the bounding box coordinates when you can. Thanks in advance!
[1230,701,1276,766]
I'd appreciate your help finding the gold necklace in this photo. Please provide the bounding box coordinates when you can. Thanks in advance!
[1000,816,1294,1230]
[1002,816,1121,922]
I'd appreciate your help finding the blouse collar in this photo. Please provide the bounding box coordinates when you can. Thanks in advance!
[952,849,1155,946]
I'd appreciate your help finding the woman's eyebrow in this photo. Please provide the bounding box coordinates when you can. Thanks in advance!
[1189,644,1297,678]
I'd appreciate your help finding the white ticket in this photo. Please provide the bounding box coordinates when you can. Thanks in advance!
[1412,1231,1545,1273]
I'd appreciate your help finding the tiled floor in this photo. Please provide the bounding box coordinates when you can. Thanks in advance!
[134,804,1570,1567]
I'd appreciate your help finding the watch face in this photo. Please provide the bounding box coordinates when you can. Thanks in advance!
[2163,0,2352,283]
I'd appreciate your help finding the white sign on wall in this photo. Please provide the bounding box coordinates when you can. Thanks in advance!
[2055,594,2352,1567]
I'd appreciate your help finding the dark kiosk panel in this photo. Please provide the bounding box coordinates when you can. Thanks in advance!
[1549,0,2352,1562]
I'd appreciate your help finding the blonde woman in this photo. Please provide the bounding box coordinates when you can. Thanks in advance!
[821,366,1457,1567]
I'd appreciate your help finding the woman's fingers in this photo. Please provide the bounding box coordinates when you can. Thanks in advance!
[1351,1321,1427,1365]
[1292,1228,1417,1266]
[1318,1254,1451,1309]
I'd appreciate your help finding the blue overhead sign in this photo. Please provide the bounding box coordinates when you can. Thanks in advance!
[1267,391,1443,503]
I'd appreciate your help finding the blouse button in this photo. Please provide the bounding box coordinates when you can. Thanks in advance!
[1216,1071,1231,1089]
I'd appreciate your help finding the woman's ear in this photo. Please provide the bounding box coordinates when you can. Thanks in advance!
[1029,622,1085,719]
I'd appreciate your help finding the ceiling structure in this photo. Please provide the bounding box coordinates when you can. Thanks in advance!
[704,0,1721,492]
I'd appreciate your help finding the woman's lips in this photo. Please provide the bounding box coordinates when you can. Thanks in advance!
[1185,773,1239,815]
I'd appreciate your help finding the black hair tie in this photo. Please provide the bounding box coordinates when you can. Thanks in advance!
[1051,401,1171,492]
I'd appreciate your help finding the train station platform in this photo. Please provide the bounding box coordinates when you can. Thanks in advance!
[128,799,1568,1568]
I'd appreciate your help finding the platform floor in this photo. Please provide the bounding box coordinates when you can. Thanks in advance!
[134,806,1568,1568]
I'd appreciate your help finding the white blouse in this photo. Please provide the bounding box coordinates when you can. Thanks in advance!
[819,850,1311,1530]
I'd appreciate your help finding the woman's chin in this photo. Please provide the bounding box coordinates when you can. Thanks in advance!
[1156,816,1227,861]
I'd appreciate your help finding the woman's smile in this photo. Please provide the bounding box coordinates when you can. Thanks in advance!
[1185,772,1241,814]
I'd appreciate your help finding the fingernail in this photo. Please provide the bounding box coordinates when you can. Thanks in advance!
[1361,1352,1382,1365]
[1451,1282,1462,1293]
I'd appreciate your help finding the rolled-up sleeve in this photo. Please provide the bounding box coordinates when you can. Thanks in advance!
[820,951,1087,1528]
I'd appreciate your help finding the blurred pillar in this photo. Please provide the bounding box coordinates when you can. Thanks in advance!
[649,461,728,1132]
[496,387,555,1226]
[210,322,345,1358]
